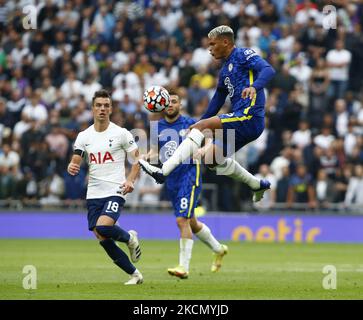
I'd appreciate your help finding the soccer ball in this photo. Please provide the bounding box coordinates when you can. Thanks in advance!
[143,86,170,112]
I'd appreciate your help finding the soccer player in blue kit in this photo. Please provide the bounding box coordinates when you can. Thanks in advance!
[139,25,276,202]
[146,89,228,279]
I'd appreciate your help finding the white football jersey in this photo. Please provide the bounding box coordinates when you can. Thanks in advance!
[74,122,137,199]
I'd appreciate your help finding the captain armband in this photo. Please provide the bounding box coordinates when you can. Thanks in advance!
[74,149,85,158]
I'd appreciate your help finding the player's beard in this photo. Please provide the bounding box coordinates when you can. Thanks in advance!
[164,109,179,120]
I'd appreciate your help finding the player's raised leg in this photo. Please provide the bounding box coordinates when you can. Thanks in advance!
[139,117,221,183]
[190,217,228,272]
[205,144,271,202]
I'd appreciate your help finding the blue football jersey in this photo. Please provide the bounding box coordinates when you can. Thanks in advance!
[151,115,201,188]
[217,47,268,117]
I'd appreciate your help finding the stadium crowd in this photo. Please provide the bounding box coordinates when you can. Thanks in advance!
[0,0,363,212]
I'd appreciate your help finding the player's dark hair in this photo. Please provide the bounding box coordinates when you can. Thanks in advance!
[92,89,111,106]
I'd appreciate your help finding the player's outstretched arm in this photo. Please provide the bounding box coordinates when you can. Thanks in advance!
[121,148,140,195]
[67,154,82,176]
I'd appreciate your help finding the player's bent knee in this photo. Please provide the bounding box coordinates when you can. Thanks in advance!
[94,225,112,239]
[93,228,106,241]
[190,219,202,234]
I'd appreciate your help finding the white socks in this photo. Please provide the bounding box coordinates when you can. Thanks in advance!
[162,128,204,176]
[214,158,260,190]
[179,238,194,272]
[195,223,223,254]
[132,268,142,276]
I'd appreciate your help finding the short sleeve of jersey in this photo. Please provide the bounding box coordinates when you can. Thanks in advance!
[73,132,85,151]
[242,48,265,70]
[121,129,138,152]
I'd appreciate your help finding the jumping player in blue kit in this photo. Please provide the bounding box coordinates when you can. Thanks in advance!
[139,25,276,202]
[146,89,228,279]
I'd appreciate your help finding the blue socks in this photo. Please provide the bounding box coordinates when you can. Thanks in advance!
[95,225,130,243]
[99,239,136,274]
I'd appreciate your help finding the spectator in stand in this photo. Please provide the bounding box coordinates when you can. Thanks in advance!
[287,164,317,209]
[178,51,197,88]
[190,65,215,91]
[80,71,102,104]
[276,165,290,203]
[21,92,48,127]
[0,165,17,200]
[39,170,65,207]
[0,98,12,129]
[332,167,350,204]
[315,169,334,208]
[270,146,293,181]
[319,147,339,180]
[270,63,297,96]
[314,126,335,150]
[191,37,213,69]
[133,54,154,79]
[308,58,330,127]
[294,0,320,26]
[291,120,311,150]
[289,53,312,93]
[326,39,352,100]
[159,57,179,88]
[60,70,83,100]
[334,99,349,138]
[345,164,363,207]
[39,77,57,108]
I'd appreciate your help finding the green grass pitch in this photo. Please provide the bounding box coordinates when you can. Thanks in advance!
[0,239,362,300]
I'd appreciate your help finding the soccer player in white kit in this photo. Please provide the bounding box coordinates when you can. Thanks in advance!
[67,90,143,285]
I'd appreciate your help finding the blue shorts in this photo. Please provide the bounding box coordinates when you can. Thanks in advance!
[216,110,264,157]
[86,196,125,231]
[166,178,201,219]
